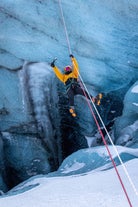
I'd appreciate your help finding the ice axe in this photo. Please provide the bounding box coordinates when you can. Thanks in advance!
[50,58,57,67]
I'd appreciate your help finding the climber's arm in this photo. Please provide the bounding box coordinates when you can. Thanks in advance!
[52,66,64,83]
[70,54,79,77]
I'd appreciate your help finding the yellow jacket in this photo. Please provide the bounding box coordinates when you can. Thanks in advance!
[52,57,79,84]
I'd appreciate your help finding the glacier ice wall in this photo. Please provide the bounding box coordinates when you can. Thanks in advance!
[0,0,138,192]
[115,81,138,147]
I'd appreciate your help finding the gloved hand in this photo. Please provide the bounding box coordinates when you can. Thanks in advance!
[50,61,55,67]
[69,54,74,58]
[50,58,57,67]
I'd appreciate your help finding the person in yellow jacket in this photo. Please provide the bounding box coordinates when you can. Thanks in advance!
[51,54,102,117]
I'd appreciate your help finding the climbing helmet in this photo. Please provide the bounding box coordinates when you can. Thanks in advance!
[64,65,72,72]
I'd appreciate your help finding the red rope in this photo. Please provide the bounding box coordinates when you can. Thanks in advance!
[58,0,135,203]
[79,81,133,207]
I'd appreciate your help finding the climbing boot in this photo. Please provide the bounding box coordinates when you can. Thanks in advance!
[69,107,77,117]
[92,93,103,105]
[96,93,103,105]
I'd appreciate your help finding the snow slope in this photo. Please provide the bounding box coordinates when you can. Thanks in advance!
[0,159,138,207]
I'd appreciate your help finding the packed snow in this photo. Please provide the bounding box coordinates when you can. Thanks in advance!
[0,158,138,207]
[1,146,138,207]
[131,85,138,93]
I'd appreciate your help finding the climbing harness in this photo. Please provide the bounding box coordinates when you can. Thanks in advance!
[57,0,138,206]
[65,78,78,91]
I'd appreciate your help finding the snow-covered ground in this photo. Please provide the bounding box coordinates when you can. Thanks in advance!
[0,158,138,207]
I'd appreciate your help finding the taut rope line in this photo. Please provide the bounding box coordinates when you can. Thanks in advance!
[58,0,72,55]
[57,0,138,206]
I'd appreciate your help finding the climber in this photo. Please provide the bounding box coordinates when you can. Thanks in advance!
[50,54,102,117]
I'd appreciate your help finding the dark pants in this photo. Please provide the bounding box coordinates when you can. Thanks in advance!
[67,83,92,107]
